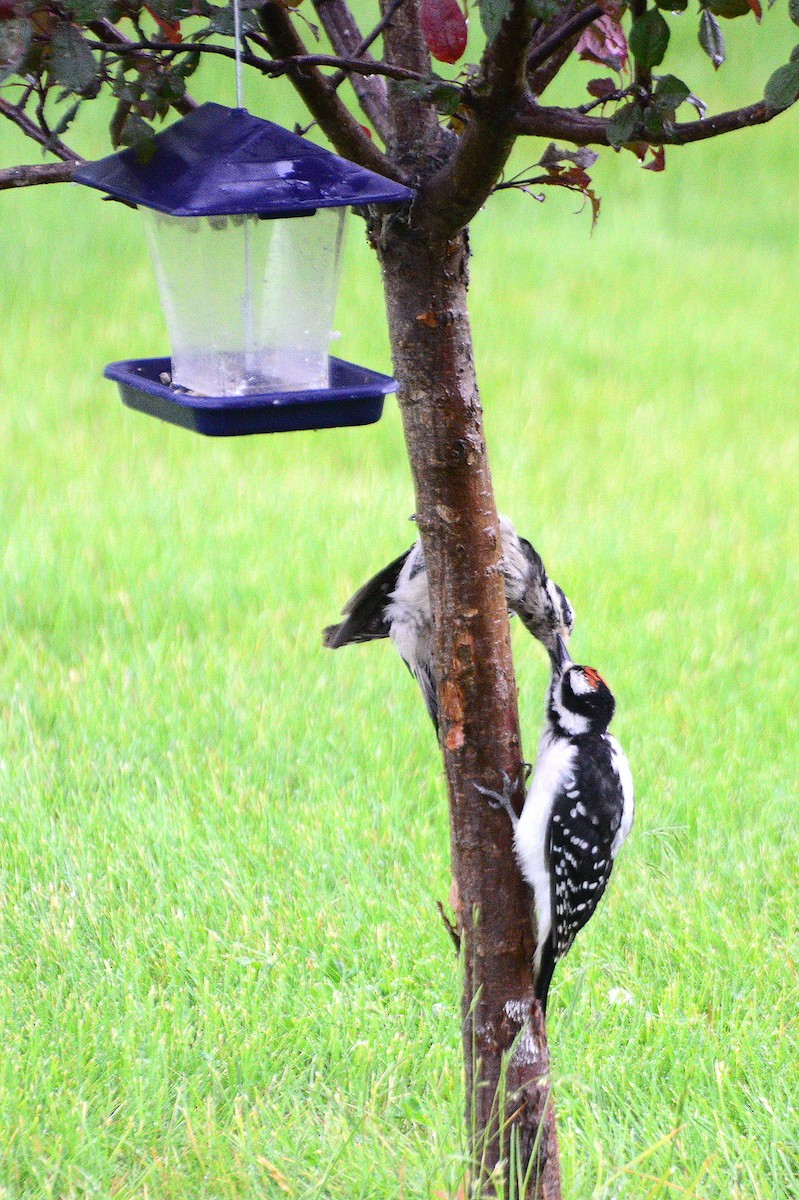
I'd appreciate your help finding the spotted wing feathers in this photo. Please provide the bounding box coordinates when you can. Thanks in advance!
[546,741,624,960]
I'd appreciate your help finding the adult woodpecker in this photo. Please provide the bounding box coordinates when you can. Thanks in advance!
[322,515,574,731]
[480,636,634,1014]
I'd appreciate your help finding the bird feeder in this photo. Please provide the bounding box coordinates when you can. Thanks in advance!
[73,103,413,436]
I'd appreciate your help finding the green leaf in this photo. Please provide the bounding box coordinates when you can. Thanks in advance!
[398,75,463,115]
[154,66,186,103]
[790,0,799,26]
[606,101,643,147]
[527,0,564,18]
[698,9,725,69]
[479,0,510,42]
[0,17,33,84]
[173,50,201,77]
[205,3,258,34]
[112,71,142,104]
[654,73,691,109]
[643,105,667,138]
[764,60,799,111]
[629,9,670,70]
[49,23,100,95]
[117,111,156,153]
[53,99,81,136]
[656,0,687,11]
[68,0,118,21]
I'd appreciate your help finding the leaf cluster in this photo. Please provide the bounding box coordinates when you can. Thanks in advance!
[0,0,260,151]
[2,0,799,193]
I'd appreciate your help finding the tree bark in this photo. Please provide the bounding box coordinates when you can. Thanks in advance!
[373,215,561,1197]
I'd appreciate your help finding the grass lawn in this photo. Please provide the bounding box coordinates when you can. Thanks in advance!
[2,15,799,1198]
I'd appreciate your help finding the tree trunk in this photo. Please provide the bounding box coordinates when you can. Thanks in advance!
[373,217,562,1198]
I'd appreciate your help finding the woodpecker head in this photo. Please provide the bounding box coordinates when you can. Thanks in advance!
[498,520,575,654]
[548,637,615,737]
[542,577,575,659]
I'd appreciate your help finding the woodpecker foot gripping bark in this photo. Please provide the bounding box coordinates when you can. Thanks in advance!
[475,771,521,828]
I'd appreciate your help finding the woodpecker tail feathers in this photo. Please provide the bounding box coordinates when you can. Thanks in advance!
[533,939,557,1017]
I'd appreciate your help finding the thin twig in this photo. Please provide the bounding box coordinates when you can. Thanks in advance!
[329,0,409,88]
[526,2,603,74]
[87,17,197,113]
[86,37,429,83]
[308,0,389,137]
[576,88,629,115]
[256,0,403,178]
[436,900,461,955]
[492,172,551,191]
[0,97,82,162]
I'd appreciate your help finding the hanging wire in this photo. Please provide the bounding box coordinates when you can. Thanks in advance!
[231,0,255,385]
[232,0,244,110]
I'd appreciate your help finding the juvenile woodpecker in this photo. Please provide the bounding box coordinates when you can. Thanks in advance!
[323,515,574,730]
[481,636,634,1013]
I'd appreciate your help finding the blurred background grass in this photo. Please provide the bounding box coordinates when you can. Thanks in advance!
[1,10,799,1198]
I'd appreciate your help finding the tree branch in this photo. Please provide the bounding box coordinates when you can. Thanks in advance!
[414,0,538,238]
[86,38,428,84]
[311,0,390,139]
[0,98,82,162]
[526,2,603,98]
[378,0,439,162]
[87,18,197,114]
[0,160,80,192]
[335,0,411,66]
[256,1,406,180]
[513,96,787,146]
[526,2,602,77]
[85,35,271,71]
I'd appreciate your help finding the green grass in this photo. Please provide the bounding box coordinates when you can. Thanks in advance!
[2,16,799,1197]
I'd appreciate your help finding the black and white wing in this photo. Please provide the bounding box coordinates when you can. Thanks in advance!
[323,548,412,648]
[547,745,625,961]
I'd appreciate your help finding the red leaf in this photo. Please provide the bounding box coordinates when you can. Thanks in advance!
[642,145,666,172]
[586,76,617,100]
[747,0,762,19]
[560,165,592,187]
[144,4,182,42]
[576,14,628,73]
[420,0,467,64]
[358,123,373,140]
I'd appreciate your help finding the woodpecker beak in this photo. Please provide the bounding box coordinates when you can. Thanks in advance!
[550,634,572,675]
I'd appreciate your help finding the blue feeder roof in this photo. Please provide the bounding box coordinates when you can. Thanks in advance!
[73,102,414,217]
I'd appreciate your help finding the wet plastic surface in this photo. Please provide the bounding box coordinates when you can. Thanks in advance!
[74,104,414,217]
[104,356,396,436]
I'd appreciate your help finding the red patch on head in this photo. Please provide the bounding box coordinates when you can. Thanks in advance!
[583,667,605,689]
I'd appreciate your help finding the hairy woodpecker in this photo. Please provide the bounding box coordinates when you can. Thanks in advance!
[323,515,574,730]
[480,636,634,1014]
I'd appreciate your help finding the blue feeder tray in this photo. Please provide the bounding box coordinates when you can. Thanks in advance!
[105,357,396,437]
